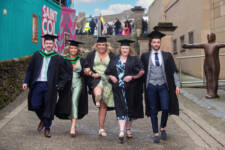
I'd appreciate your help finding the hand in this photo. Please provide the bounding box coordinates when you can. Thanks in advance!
[176,87,180,95]
[92,73,101,78]
[72,63,77,69]
[84,68,91,75]
[109,75,118,83]
[123,76,133,83]
[22,83,27,90]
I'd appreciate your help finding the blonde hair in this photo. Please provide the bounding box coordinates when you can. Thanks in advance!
[92,42,114,53]
[117,46,136,56]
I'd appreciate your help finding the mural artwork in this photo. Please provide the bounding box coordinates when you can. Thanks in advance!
[41,5,58,50]
[57,7,76,54]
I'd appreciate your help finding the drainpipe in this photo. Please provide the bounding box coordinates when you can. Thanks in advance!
[66,0,69,7]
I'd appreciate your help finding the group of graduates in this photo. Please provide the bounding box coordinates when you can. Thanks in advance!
[22,30,180,144]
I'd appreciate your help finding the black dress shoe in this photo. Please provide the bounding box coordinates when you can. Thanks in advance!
[37,121,44,132]
[44,130,51,138]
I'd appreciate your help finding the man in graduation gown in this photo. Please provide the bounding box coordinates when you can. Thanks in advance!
[22,34,67,138]
[141,30,181,143]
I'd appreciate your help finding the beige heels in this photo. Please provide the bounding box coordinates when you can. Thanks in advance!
[98,129,107,137]
[118,130,125,143]
[70,126,76,137]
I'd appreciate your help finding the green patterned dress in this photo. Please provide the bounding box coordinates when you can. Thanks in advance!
[93,54,114,107]
[70,60,83,119]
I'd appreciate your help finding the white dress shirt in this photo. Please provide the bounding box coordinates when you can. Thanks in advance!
[151,49,162,66]
[36,50,51,82]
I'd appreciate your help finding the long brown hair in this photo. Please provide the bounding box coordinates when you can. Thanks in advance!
[62,45,81,57]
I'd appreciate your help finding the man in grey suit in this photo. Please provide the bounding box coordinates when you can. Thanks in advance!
[141,30,180,143]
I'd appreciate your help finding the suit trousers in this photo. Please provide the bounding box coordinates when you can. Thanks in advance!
[31,81,52,131]
[147,83,169,133]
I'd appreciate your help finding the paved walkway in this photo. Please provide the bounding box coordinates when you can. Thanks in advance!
[0,90,224,150]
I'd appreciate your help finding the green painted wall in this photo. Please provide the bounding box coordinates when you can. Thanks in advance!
[0,0,61,61]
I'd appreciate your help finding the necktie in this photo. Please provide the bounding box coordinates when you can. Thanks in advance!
[155,53,160,66]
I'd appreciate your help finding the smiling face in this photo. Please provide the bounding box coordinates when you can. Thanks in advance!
[69,46,78,57]
[96,42,107,54]
[120,46,130,57]
[151,38,161,51]
[44,40,54,52]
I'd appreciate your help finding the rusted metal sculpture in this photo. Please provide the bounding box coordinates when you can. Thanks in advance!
[183,33,224,98]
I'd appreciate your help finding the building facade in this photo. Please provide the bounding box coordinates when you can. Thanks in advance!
[148,0,225,80]
[0,0,75,61]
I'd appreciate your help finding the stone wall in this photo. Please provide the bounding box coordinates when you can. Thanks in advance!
[148,0,225,80]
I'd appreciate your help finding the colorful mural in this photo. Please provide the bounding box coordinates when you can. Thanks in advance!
[41,5,58,50]
[57,7,76,54]
[0,0,76,61]
[0,0,62,61]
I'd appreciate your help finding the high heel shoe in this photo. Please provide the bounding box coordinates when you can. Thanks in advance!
[118,130,124,143]
[98,129,107,137]
[126,128,133,138]
[70,126,76,137]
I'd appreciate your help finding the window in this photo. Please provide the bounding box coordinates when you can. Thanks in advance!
[188,31,194,44]
[173,39,177,54]
[180,35,185,52]
[32,14,38,43]
[54,0,67,6]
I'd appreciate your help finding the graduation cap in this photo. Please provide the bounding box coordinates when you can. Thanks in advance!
[41,34,58,41]
[117,39,135,46]
[96,36,108,43]
[68,40,84,47]
[148,30,166,39]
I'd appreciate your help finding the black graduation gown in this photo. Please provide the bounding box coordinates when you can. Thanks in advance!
[141,51,179,117]
[105,56,144,119]
[25,51,68,120]
[55,58,88,120]
[84,51,116,110]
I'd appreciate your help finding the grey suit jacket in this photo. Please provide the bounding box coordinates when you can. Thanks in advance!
[146,51,180,88]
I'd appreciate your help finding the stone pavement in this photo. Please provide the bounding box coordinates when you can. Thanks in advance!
[181,88,225,122]
[0,90,225,150]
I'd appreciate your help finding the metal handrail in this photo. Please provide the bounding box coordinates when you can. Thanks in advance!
[176,53,225,87]
[176,53,225,59]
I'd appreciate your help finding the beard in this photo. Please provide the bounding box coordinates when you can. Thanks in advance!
[152,45,160,51]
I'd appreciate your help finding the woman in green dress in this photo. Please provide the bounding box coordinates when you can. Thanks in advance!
[55,40,88,137]
[84,37,115,136]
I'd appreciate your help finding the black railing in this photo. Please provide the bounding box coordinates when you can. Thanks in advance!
[52,0,68,6]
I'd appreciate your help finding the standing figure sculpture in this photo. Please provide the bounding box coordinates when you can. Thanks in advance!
[183,33,224,98]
